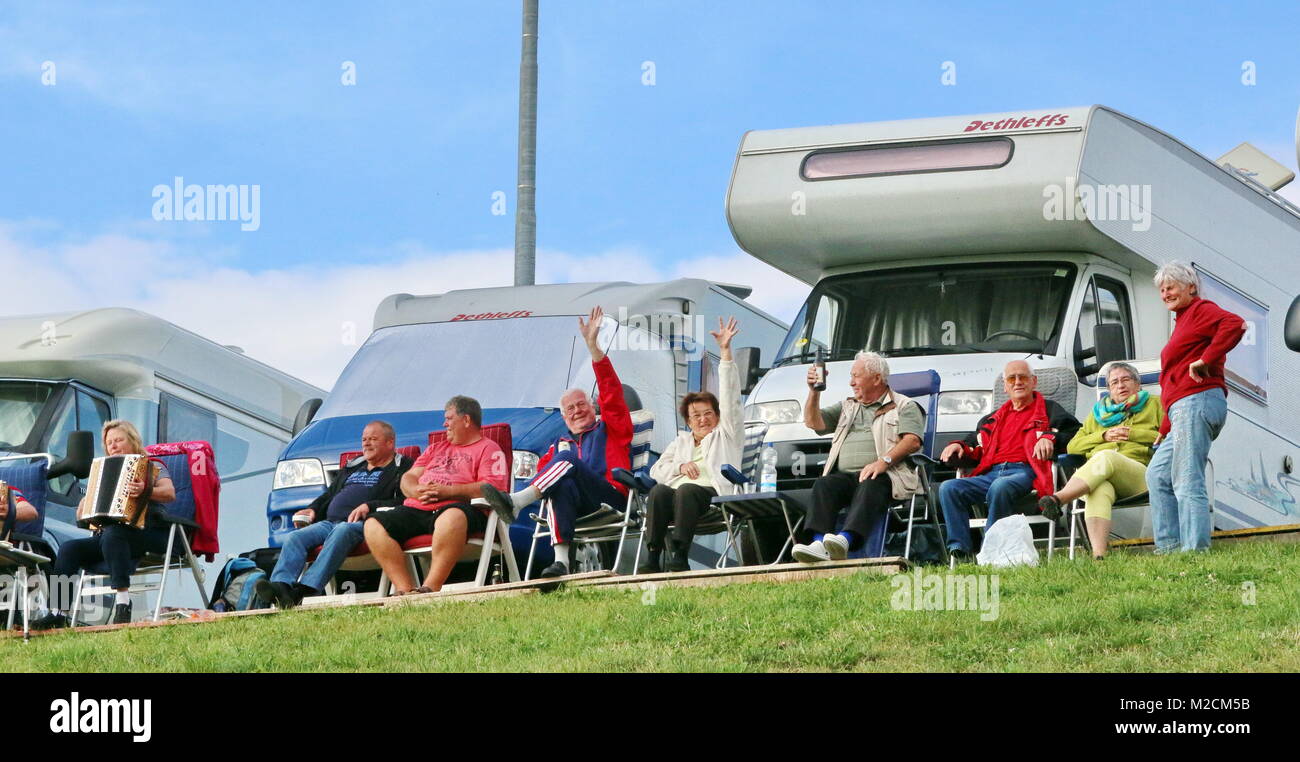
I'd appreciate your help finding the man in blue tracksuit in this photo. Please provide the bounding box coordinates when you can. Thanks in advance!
[481,306,633,578]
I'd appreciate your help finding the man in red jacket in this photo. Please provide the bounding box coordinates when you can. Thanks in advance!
[938,360,1080,559]
[481,306,633,578]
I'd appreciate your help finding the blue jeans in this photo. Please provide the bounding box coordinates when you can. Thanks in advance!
[1146,388,1227,553]
[271,520,366,592]
[939,462,1036,554]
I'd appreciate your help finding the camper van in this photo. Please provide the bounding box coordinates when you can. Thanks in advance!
[0,308,325,597]
[728,105,1300,541]
[268,279,788,572]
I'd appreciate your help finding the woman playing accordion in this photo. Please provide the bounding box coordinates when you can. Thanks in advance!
[32,420,175,629]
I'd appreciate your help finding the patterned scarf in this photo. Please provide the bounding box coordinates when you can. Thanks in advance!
[1092,390,1150,428]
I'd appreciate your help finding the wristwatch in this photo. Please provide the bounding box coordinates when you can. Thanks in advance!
[881,455,894,465]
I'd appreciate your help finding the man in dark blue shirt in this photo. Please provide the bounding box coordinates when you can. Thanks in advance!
[256,421,412,609]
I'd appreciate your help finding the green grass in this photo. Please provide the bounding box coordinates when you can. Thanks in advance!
[5,541,1299,672]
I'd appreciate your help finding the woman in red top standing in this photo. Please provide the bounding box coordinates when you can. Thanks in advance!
[1145,262,1246,553]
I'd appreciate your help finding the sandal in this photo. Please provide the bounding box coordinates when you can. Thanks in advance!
[414,586,434,594]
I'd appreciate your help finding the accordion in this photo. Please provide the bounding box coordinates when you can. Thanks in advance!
[77,455,152,529]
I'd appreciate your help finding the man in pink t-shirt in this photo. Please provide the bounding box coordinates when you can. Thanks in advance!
[363,396,508,594]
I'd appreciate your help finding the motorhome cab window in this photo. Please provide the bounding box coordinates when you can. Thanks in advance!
[1195,266,1268,402]
[0,381,54,451]
[801,137,1013,180]
[773,263,1076,365]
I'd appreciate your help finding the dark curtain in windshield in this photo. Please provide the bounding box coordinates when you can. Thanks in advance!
[788,264,1075,359]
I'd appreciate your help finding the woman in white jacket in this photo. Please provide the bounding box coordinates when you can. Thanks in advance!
[641,317,744,573]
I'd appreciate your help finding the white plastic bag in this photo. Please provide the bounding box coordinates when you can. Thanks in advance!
[976,514,1039,567]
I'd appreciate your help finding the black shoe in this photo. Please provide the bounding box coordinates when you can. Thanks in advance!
[1037,494,1063,521]
[30,611,70,631]
[256,579,299,610]
[539,561,568,579]
[291,583,314,605]
[947,547,971,564]
[664,541,690,573]
[111,602,133,625]
[638,547,663,575]
[479,483,517,524]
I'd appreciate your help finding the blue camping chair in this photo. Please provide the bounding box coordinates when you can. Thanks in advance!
[70,451,210,624]
[0,456,54,636]
[526,407,655,578]
[714,370,944,566]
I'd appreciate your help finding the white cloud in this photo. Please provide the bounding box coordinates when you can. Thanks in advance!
[0,224,805,390]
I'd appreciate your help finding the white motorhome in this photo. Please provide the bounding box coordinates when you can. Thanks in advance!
[728,105,1300,540]
[0,308,325,593]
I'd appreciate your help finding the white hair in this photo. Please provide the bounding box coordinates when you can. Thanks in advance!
[559,388,590,407]
[854,350,890,380]
[1153,261,1200,295]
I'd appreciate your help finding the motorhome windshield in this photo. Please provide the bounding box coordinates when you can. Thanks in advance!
[316,317,597,419]
[774,263,1077,365]
[0,380,56,450]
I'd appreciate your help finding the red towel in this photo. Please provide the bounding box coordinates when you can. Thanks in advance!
[146,441,221,560]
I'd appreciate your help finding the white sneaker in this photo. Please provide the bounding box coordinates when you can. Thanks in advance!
[822,533,849,560]
[792,540,830,564]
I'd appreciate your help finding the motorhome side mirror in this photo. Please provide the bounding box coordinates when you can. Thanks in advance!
[1286,295,1300,352]
[293,398,324,436]
[49,430,94,480]
[734,346,762,394]
[1093,323,1128,368]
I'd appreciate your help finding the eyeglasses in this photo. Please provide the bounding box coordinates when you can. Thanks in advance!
[1005,374,1034,383]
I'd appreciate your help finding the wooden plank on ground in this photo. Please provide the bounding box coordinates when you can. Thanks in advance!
[568,557,907,594]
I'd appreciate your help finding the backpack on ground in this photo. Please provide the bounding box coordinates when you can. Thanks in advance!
[209,557,271,612]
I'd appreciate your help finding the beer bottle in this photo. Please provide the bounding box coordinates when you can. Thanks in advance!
[813,348,827,392]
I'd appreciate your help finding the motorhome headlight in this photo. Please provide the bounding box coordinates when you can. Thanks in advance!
[513,450,539,481]
[938,391,993,416]
[273,458,326,490]
[744,400,802,425]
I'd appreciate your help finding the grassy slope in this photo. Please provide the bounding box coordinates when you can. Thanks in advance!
[4,542,1299,672]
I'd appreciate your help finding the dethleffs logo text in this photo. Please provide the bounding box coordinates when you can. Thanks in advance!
[450,310,533,321]
[963,113,1069,132]
[49,692,152,743]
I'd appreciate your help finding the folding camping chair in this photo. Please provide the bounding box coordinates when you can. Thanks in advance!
[0,455,54,638]
[1066,360,1162,559]
[525,400,654,579]
[70,446,214,624]
[625,420,769,572]
[377,425,521,594]
[302,445,423,596]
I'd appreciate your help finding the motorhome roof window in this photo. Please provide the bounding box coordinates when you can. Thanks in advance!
[801,137,1013,181]
[773,263,1075,365]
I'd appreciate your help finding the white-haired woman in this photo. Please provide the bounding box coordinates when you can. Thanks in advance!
[35,420,175,628]
[1037,362,1162,558]
[1144,262,1245,553]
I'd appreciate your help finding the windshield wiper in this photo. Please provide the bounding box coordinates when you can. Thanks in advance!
[771,348,859,367]
[879,344,979,357]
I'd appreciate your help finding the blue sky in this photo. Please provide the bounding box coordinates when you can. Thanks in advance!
[2,0,1298,386]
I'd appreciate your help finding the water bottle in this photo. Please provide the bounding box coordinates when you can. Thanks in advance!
[760,444,779,493]
[812,348,827,392]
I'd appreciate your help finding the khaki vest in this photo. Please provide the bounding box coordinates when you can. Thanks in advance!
[822,388,921,500]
